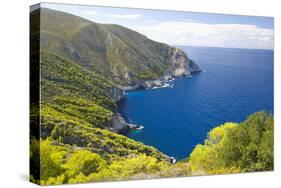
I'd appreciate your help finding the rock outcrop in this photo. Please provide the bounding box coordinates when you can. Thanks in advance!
[169,47,201,76]
[110,113,140,133]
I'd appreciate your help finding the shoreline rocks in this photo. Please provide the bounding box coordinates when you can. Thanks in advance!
[109,113,142,133]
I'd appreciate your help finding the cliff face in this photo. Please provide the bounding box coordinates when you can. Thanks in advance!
[169,47,201,76]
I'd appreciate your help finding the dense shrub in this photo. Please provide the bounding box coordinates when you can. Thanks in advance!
[189,112,273,174]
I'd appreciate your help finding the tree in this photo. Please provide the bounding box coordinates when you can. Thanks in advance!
[39,139,67,181]
[189,111,273,174]
[64,150,106,176]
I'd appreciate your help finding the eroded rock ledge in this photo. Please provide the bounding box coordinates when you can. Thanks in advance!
[109,113,140,133]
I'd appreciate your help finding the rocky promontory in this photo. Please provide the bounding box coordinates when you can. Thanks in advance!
[109,113,143,133]
[117,47,201,91]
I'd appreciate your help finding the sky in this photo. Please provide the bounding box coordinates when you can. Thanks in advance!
[40,3,274,49]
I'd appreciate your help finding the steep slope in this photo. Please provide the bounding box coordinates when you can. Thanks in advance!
[31,49,172,185]
[39,51,169,158]
[40,8,200,87]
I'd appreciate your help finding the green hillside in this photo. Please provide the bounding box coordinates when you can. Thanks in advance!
[39,8,200,86]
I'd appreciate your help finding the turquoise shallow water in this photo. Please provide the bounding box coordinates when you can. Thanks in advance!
[118,46,273,160]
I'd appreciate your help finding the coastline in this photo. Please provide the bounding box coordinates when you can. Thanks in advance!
[111,69,202,133]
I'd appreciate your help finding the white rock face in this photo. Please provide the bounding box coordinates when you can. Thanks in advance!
[169,47,201,76]
[117,47,201,91]
[173,67,188,77]
[144,79,163,88]
[110,113,138,133]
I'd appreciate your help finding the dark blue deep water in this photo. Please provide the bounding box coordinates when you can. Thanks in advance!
[119,46,273,160]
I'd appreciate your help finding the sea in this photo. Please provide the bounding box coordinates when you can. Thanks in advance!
[118,46,274,160]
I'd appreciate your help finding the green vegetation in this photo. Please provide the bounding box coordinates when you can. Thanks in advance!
[31,139,170,185]
[40,52,115,109]
[32,51,170,184]
[39,51,117,138]
[189,112,273,174]
[30,46,171,185]
[50,121,169,161]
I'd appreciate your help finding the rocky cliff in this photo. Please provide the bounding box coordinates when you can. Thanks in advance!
[169,47,201,76]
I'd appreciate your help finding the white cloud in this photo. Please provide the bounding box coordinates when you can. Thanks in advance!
[133,21,273,49]
[107,14,142,20]
[145,19,159,24]
[82,10,99,15]
[182,19,194,22]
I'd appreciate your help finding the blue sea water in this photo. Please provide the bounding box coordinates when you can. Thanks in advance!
[118,46,273,160]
